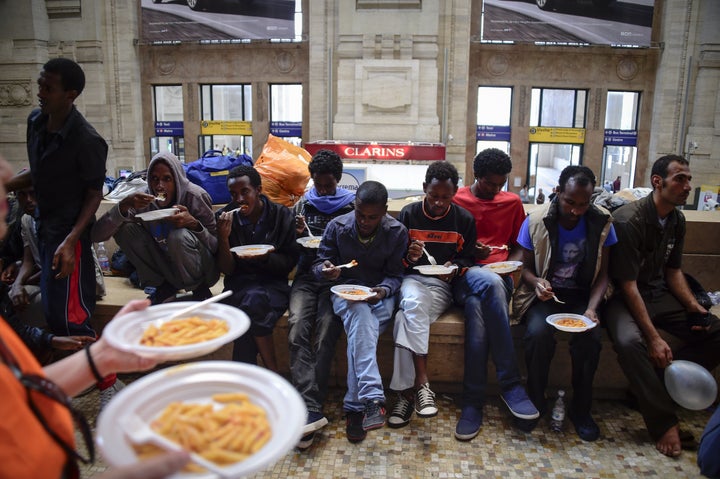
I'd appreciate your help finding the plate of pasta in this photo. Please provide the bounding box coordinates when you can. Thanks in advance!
[414,264,458,276]
[484,260,523,275]
[230,244,275,257]
[103,302,250,361]
[545,313,597,333]
[135,208,179,222]
[296,236,322,249]
[96,361,306,478]
[330,284,377,301]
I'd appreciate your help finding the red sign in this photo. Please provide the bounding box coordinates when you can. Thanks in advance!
[304,141,445,161]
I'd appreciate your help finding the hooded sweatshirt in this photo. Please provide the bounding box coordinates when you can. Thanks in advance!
[91,152,217,254]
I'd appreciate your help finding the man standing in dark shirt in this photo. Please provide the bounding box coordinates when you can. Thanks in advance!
[6,58,120,405]
[606,155,720,457]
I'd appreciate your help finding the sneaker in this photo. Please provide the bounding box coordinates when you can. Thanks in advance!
[297,432,315,450]
[415,383,438,418]
[362,400,386,431]
[454,405,483,441]
[512,416,540,433]
[388,392,414,428]
[500,385,540,420]
[568,410,600,442]
[345,411,366,443]
[99,379,125,411]
[303,411,329,435]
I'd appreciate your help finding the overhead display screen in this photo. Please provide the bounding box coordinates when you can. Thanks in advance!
[480,0,654,47]
[140,0,297,43]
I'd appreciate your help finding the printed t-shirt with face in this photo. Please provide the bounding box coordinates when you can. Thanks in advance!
[517,215,617,290]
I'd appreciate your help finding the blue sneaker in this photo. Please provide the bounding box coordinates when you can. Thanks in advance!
[302,411,329,435]
[454,405,483,441]
[501,385,540,420]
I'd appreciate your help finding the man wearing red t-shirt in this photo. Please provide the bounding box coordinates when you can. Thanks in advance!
[450,148,536,441]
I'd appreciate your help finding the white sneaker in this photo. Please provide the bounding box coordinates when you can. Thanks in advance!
[99,379,125,411]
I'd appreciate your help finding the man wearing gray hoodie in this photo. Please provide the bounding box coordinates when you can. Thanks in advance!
[92,151,219,303]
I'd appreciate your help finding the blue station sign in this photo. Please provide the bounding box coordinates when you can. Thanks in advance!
[476,125,511,142]
[270,121,302,137]
[155,121,184,137]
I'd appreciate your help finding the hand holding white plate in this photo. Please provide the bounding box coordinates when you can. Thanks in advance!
[97,361,306,479]
[484,260,523,275]
[413,264,458,276]
[103,302,249,361]
[135,208,179,222]
[330,284,376,301]
[545,313,596,333]
[230,244,275,257]
[296,236,322,249]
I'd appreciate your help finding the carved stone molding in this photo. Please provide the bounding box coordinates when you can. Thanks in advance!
[486,54,509,77]
[616,57,639,81]
[0,81,32,107]
[275,51,295,73]
[354,59,419,124]
[46,0,81,19]
[157,54,177,76]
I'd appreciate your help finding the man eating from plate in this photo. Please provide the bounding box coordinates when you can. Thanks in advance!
[513,165,616,442]
[93,151,219,305]
[387,161,476,430]
[450,148,538,441]
[288,150,355,449]
[215,165,298,372]
[313,180,406,443]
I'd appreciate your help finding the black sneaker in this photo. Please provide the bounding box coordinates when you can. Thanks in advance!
[388,392,413,428]
[362,400,386,431]
[297,432,315,450]
[346,411,366,443]
[147,282,177,305]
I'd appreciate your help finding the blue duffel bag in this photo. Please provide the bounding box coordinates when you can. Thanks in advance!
[183,150,253,204]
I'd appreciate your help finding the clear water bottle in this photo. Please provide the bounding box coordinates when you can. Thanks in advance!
[96,242,110,275]
[550,389,565,432]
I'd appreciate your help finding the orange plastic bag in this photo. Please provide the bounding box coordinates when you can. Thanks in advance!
[254,134,311,207]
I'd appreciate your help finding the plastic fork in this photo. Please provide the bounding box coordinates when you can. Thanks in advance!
[322,260,358,272]
[538,283,566,304]
[302,217,317,238]
[422,246,437,266]
[122,414,232,478]
[165,290,233,321]
[488,245,508,250]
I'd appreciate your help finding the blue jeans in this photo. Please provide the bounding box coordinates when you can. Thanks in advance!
[453,266,521,409]
[523,298,601,415]
[333,293,396,412]
[287,275,344,414]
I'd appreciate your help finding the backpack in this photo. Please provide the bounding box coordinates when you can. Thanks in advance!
[183,150,253,204]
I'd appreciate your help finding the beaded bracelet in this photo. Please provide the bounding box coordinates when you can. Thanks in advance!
[85,344,105,382]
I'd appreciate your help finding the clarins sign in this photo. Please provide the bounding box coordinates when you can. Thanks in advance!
[304,141,445,162]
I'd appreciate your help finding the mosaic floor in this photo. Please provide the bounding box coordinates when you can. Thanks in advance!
[75,377,713,479]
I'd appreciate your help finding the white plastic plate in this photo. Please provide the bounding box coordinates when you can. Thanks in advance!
[545,313,597,333]
[330,284,377,301]
[96,361,306,479]
[484,260,523,275]
[103,302,249,361]
[413,264,458,276]
[296,237,322,249]
[135,208,179,222]
[230,244,275,257]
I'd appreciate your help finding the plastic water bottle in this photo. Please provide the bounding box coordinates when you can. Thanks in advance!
[97,242,110,275]
[550,389,565,432]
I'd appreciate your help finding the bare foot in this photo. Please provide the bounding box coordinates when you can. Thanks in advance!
[656,425,682,457]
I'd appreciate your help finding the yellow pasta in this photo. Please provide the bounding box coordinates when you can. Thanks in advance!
[140,316,228,347]
[133,393,272,472]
